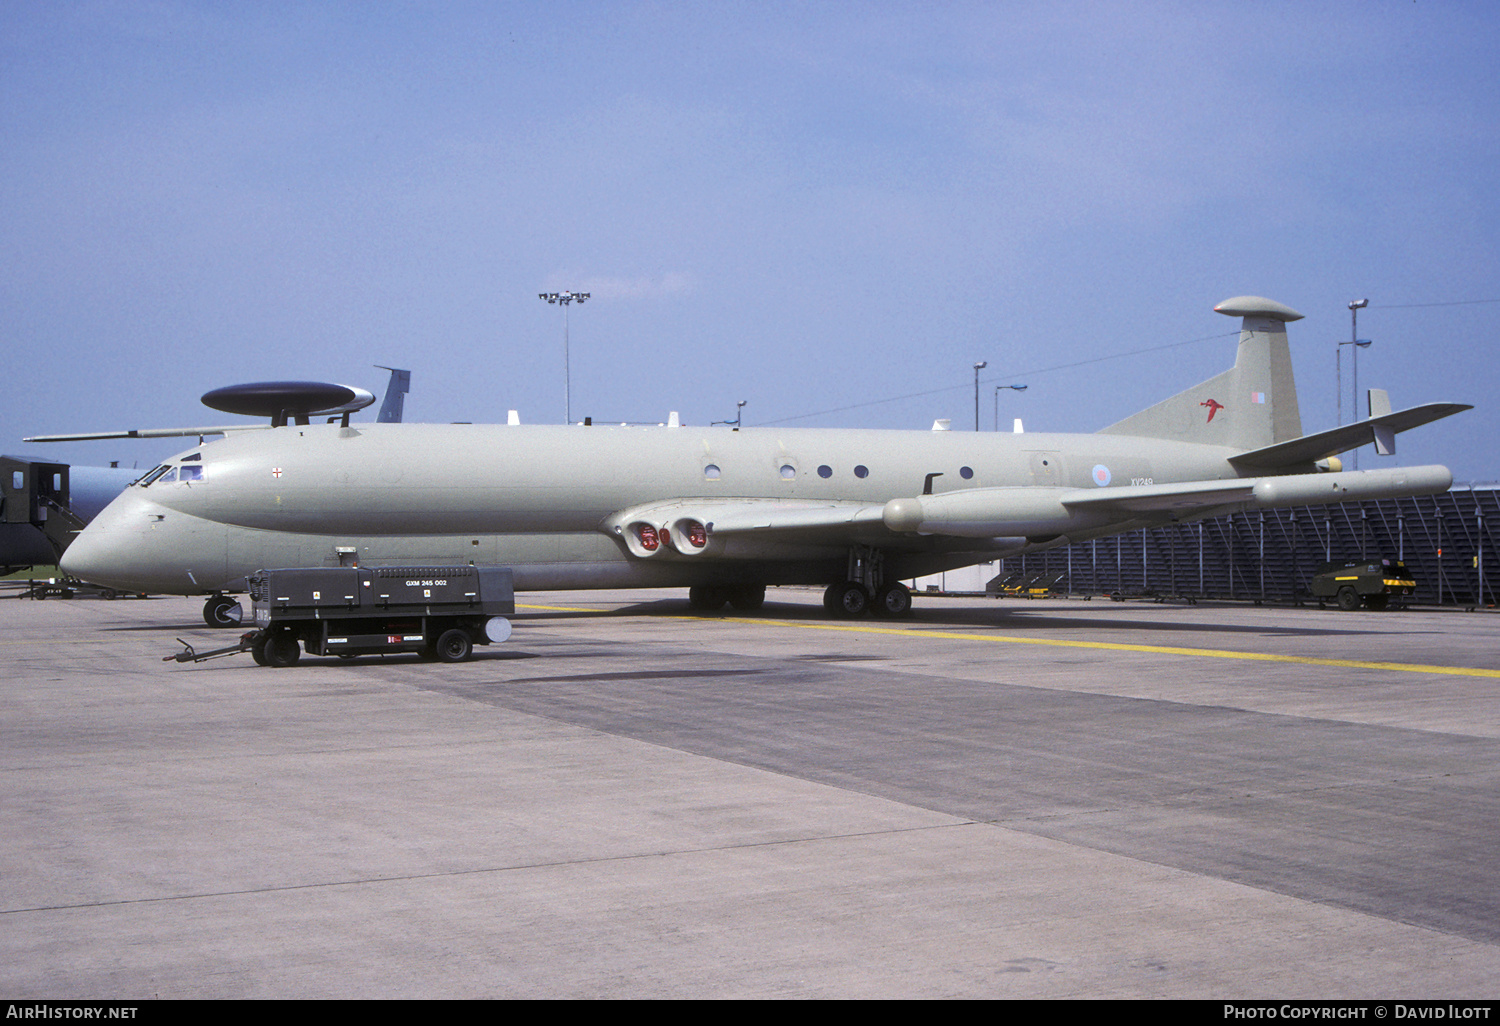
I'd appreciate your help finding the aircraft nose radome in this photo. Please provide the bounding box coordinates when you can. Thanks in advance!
[59,491,165,591]
[59,524,110,584]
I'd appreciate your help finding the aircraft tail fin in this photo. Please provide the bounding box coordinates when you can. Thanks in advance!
[375,366,411,423]
[1098,296,1304,451]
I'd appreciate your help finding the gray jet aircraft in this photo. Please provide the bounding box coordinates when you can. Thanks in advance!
[58,298,1468,626]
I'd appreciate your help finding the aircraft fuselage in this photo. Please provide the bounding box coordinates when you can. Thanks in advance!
[60,421,1243,595]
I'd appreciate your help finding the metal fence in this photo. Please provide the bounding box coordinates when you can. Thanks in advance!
[993,483,1499,606]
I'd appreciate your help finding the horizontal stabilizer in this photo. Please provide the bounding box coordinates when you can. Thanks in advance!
[1227,403,1471,471]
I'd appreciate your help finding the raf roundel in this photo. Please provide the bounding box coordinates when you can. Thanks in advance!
[1092,464,1112,487]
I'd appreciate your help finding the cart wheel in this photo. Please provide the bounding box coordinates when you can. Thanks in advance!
[1337,587,1360,611]
[435,628,473,663]
[250,636,270,666]
[264,633,301,667]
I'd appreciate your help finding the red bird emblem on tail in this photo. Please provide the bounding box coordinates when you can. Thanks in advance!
[1200,398,1225,423]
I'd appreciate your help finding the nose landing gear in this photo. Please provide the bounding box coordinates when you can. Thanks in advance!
[203,594,243,628]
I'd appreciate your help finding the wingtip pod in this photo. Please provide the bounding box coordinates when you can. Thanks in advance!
[1214,296,1304,322]
[1250,465,1453,508]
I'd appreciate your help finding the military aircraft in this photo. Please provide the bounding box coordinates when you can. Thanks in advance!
[55,298,1468,627]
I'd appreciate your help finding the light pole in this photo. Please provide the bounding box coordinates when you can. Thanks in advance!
[994,383,1028,431]
[539,290,590,423]
[1338,298,1371,468]
[972,361,987,431]
[713,400,748,428]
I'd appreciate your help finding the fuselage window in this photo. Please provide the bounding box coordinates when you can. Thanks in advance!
[779,464,796,480]
[817,465,833,478]
[960,466,974,480]
[703,464,721,479]
[854,465,869,479]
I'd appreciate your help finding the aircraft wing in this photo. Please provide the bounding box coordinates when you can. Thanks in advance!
[1227,402,1471,471]
[23,426,269,443]
[605,498,885,536]
[601,497,890,557]
[1062,464,1455,516]
[26,372,411,444]
[878,465,1454,538]
[604,465,1455,555]
[1059,478,1257,513]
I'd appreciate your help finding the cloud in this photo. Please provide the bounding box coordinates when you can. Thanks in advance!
[543,272,695,301]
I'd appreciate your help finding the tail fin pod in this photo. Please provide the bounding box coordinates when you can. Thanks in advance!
[1098,296,1304,450]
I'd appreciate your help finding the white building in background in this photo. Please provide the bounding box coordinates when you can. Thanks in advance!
[908,561,997,595]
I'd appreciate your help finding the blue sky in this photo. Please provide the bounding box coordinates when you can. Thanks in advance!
[4,1,1497,479]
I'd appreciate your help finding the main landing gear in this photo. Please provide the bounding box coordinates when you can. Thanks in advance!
[821,545,913,619]
[822,580,912,619]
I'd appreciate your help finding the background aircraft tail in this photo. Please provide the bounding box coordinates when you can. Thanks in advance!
[1097,296,1304,451]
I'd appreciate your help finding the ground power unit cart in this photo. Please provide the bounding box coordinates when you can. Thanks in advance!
[168,565,515,667]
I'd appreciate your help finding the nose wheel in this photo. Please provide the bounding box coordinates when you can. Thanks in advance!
[203,594,243,628]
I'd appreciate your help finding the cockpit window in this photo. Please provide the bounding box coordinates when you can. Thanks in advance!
[137,463,204,487]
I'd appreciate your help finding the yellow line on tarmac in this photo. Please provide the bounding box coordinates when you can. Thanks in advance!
[513,601,1500,678]
[721,617,1500,679]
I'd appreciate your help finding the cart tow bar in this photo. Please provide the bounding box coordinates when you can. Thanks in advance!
[166,629,264,663]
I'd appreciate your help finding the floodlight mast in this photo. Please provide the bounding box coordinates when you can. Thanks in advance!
[972,361,988,431]
[539,290,590,423]
[712,400,748,429]
[993,383,1028,431]
[1338,298,1372,469]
